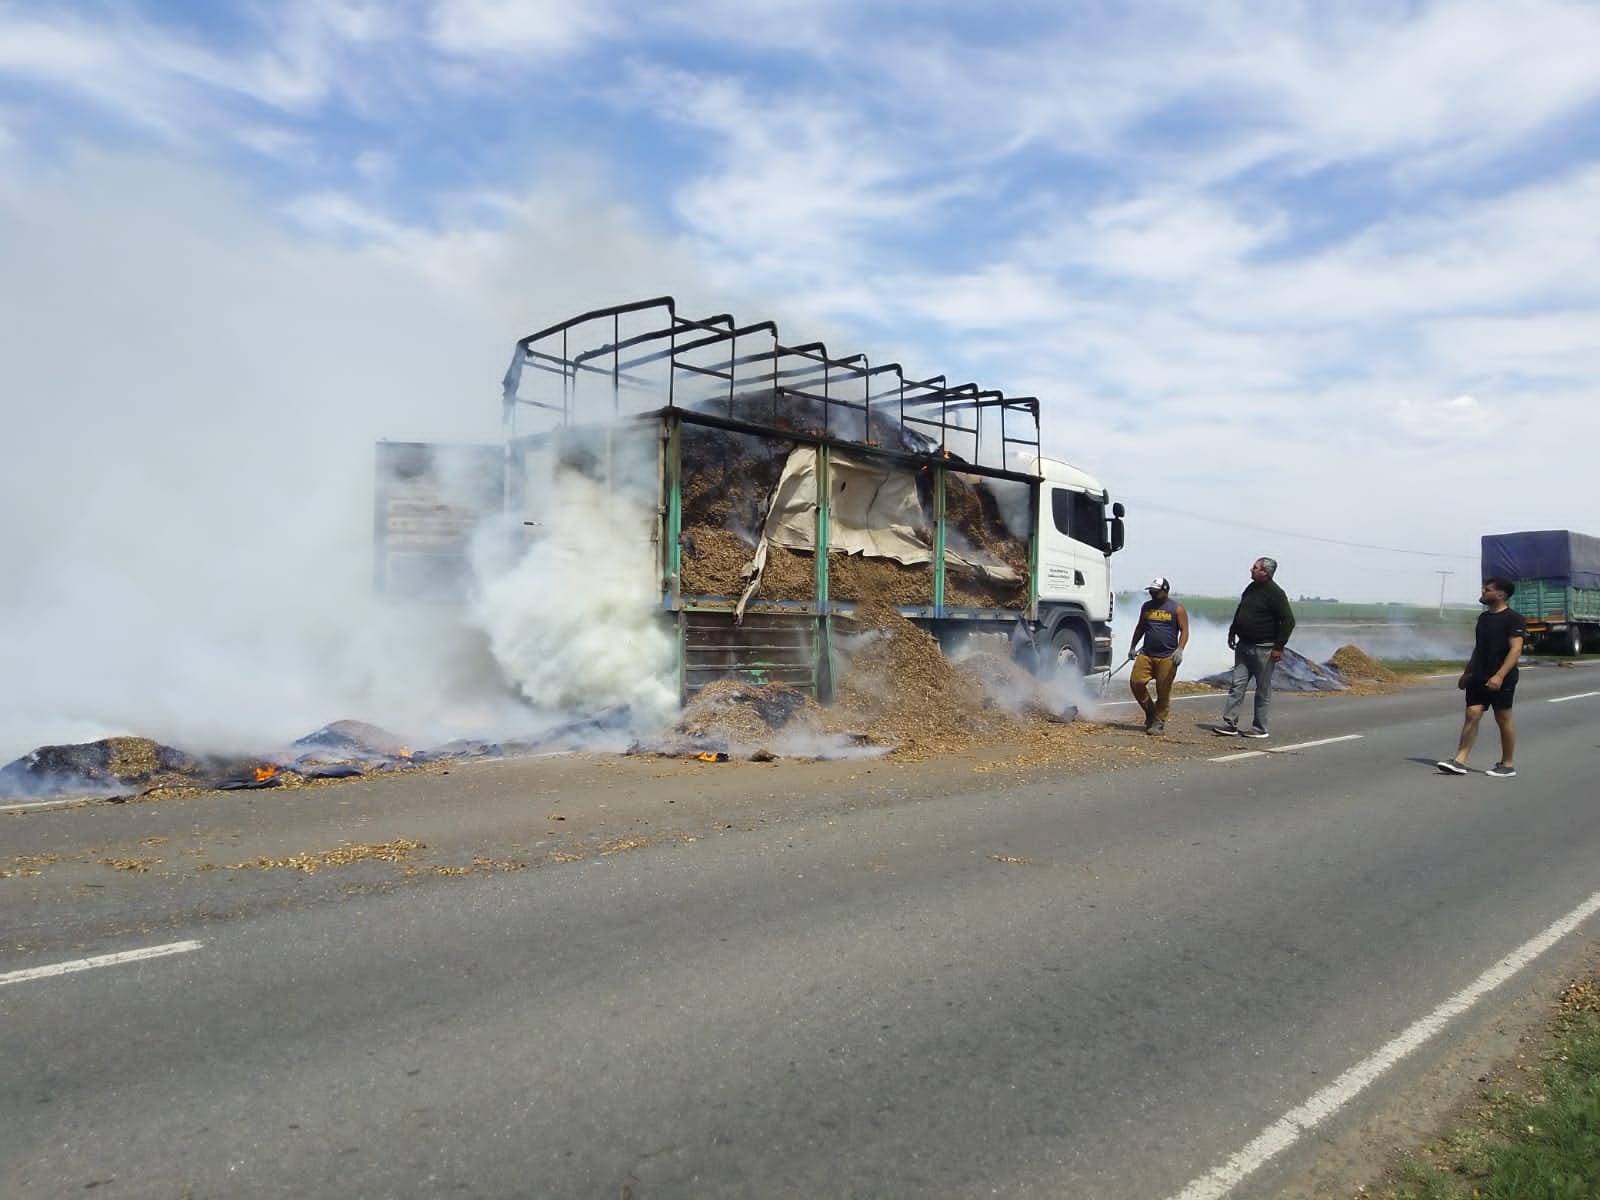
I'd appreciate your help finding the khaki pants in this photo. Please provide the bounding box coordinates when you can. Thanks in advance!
[1130,653,1179,722]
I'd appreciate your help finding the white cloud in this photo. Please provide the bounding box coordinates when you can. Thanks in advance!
[628,66,940,287]
[1029,192,1285,285]
[1236,0,1600,174]
[0,1,406,144]
[427,0,615,57]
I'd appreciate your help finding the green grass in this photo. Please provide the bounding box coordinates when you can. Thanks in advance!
[1379,658,1463,676]
[1368,983,1600,1199]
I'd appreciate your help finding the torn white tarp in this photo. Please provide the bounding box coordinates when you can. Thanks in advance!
[735,448,1022,617]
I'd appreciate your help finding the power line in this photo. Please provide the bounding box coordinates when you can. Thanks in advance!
[1121,497,1478,561]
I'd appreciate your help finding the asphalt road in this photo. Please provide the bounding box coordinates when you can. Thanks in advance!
[4,666,1599,1199]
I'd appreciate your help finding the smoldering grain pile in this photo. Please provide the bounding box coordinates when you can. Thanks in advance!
[676,679,824,746]
[0,736,201,798]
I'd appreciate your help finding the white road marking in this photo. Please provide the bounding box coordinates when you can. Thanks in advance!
[0,940,203,987]
[1168,889,1600,1200]
[1265,734,1364,753]
[1208,734,1363,763]
[1547,691,1600,704]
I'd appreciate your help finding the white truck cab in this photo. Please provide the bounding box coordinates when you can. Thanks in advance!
[1028,455,1125,674]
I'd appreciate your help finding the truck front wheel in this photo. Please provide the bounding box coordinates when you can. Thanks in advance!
[1048,626,1090,680]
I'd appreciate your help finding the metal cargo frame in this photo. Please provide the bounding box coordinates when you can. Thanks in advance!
[501,298,1044,702]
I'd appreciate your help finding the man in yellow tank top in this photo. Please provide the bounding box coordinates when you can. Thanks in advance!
[1127,577,1189,736]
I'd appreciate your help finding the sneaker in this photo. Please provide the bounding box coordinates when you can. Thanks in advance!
[1213,723,1239,736]
[1148,720,1165,736]
[1486,763,1517,778]
[1435,760,1468,775]
[1240,728,1269,739]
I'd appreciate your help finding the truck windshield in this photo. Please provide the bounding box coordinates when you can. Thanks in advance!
[1050,487,1108,553]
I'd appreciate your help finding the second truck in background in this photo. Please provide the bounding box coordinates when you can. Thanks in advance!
[1481,529,1600,656]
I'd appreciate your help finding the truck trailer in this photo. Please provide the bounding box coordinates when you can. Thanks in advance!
[375,297,1125,702]
[1481,529,1600,656]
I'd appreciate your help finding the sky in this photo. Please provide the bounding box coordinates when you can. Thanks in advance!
[2,0,1598,758]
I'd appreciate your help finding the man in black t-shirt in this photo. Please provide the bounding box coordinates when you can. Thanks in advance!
[1436,578,1527,778]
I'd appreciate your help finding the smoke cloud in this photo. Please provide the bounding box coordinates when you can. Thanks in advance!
[472,472,677,733]
[0,151,704,764]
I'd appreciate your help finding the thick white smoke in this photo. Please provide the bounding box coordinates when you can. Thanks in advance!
[471,473,677,731]
[0,152,709,765]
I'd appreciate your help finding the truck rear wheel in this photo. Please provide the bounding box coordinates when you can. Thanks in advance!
[1563,625,1584,657]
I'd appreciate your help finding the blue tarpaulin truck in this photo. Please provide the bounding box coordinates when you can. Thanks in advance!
[1481,529,1600,656]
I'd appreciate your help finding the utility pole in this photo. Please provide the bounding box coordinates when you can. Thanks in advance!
[1436,570,1454,618]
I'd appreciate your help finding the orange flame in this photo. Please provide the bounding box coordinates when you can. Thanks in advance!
[397,748,413,759]
[254,765,279,782]
[695,751,728,763]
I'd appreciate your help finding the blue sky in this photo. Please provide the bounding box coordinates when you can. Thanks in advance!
[2,0,1599,753]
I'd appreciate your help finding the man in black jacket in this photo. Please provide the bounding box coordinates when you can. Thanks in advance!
[1214,556,1296,738]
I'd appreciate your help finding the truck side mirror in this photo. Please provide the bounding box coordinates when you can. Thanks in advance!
[1112,502,1125,518]
[1109,516,1125,553]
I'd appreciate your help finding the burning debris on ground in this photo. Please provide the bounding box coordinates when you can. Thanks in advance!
[0,702,677,804]
[0,737,209,801]
[1,728,435,803]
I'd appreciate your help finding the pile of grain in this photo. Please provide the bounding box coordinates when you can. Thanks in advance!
[679,528,759,598]
[822,602,1021,758]
[1329,645,1402,683]
[943,474,1029,609]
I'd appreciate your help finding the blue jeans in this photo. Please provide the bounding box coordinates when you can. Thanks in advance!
[1222,645,1277,732]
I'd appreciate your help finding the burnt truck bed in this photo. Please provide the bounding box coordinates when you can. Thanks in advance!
[379,297,1077,701]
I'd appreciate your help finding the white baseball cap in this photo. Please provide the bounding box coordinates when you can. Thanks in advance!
[1146,577,1170,592]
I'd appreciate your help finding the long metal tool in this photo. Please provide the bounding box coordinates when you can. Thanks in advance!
[1098,655,1134,697]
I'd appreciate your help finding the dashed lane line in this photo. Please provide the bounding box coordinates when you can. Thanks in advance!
[1208,733,1364,763]
[0,940,204,987]
[1266,733,1365,753]
[1168,888,1600,1200]
[1548,690,1600,704]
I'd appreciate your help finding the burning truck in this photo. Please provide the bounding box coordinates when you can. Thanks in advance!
[0,299,1131,802]
[374,297,1127,710]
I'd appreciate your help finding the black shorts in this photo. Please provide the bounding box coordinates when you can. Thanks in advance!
[1465,676,1517,711]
